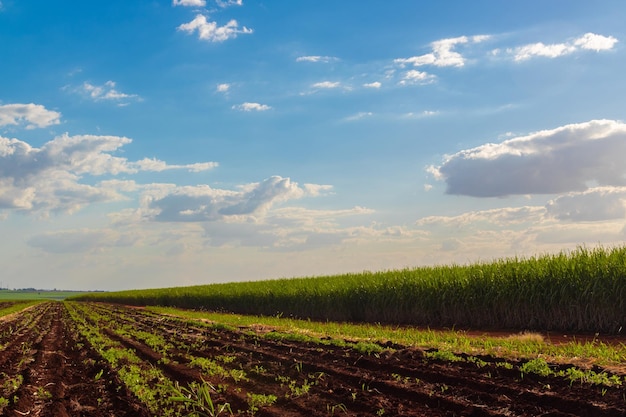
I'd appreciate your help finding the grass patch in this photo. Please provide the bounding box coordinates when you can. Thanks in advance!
[147,306,626,372]
[0,300,46,318]
[0,290,88,301]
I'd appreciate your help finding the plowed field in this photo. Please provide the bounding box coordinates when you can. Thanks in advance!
[1,302,624,416]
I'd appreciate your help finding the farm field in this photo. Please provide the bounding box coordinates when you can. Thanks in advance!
[72,246,626,334]
[1,302,625,416]
[0,290,89,301]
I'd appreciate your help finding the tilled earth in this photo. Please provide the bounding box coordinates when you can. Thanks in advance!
[0,303,149,417]
[1,302,625,416]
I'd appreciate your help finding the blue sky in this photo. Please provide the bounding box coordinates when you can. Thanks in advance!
[1,1,625,290]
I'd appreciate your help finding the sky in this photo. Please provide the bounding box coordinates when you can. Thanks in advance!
[1,1,626,291]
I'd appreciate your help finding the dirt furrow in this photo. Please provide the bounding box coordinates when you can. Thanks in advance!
[0,303,150,417]
[93,304,626,416]
[126,308,625,416]
[61,303,626,416]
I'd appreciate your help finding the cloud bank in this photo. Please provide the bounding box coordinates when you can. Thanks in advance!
[144,176,324,222]
[0,133,216,214]
[429,119,626,197]
[546,187,626,222]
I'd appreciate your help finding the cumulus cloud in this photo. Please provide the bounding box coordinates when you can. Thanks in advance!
[399,70,436,85]
[0,103,61,129]
[395,35,490,68]
[74,81,140,104]
[172,0,206,6]
[511,32,618,61]
[302,183,333,196]
[0,133,217,214]
[144,176,322,222]
[574,32,619,51]
[513,43,575,61]
[232,102,271,111]
[296,55,338,63]
[429,119,626,197]
[363,82,381,88]
[216,83,231,93]
[546,187,626,221]
[201,204,375,250]
[177,14,252,42]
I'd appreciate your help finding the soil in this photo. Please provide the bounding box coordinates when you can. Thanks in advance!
[0,303,150,417]
[1,302,625,416]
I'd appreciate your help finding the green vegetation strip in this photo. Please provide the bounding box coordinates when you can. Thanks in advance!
[65,303,185,416]
[69,302,277,415]
[0,300,45,318]
[148,306,626,373]
[0,290,87,301]
[71,246,626,333]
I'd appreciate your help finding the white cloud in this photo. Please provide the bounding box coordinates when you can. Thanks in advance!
[429,119,626,197]
[311,81,341,89]
[76,81,140,104]
[296,55,338,63]
[232,102,271,111]
[0,133,217,214]
[134,158,218,172]
[216,0,243,7]
[399,70,436,85]
[302,183,333,196]
[172,0,206,6]
[144,176,319,222]
[199,205,375,250]
[395,35,490,68]
[512,32,618,61]
[0,103,61,130]
[402,110,439,119]
[513,42,577,61]
[103,182,363,253]
[177,15,252,42]
[574,32,618,51]
[216,83,230,93]
[363,82,381,89]
[410,204,626,266]
[344,112,373,122]
[546,187,626,221]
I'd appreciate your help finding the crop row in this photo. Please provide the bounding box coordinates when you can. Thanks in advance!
[66,302,284,415]
[72,245,626,333]
[2,302,624,416]
[68,302,626,416]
